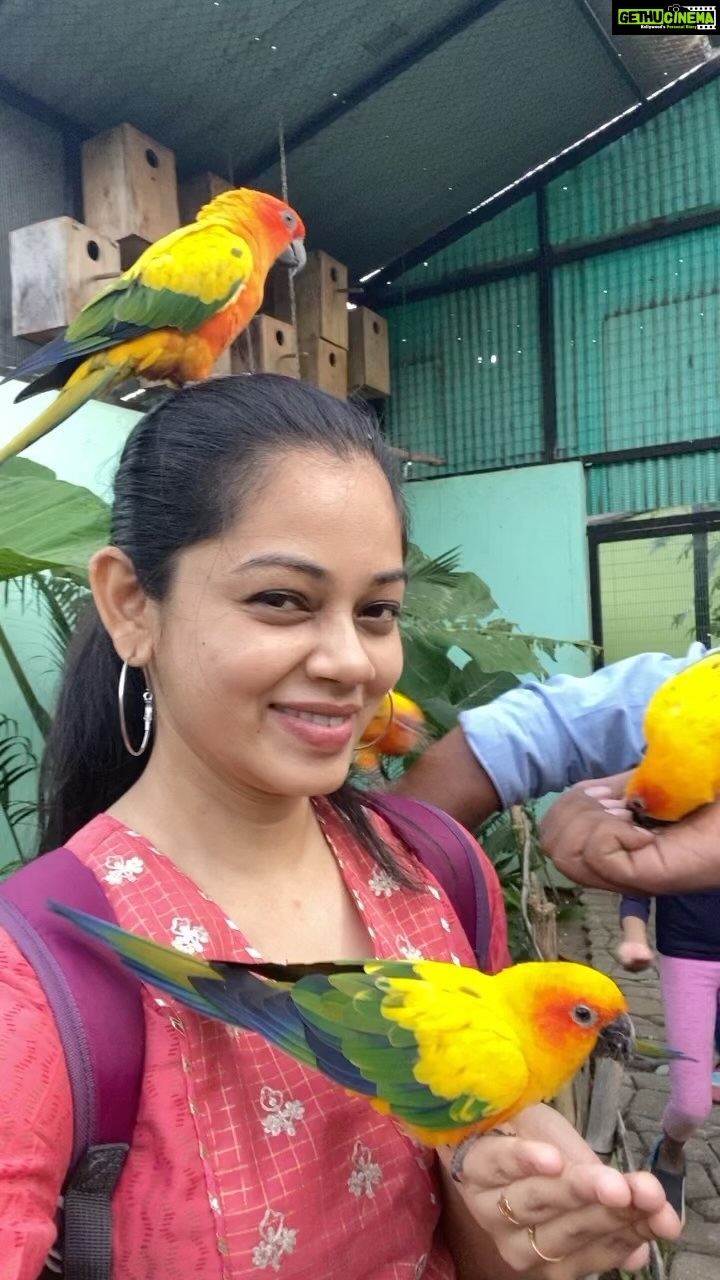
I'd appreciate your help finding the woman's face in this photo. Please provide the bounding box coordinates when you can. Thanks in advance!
[146,448,406,798]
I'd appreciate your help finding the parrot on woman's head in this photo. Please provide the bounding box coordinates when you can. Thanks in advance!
[0,186,306,465]
[51,900,637,1152]
[625,652,720,823]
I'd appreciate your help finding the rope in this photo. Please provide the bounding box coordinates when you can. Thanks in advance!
[278,119,299,350]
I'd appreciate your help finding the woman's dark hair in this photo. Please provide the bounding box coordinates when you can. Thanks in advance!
[38,373,411,880]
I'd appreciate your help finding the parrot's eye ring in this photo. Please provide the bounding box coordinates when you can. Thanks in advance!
[281,210,297,229]
[570,1004,598,1028]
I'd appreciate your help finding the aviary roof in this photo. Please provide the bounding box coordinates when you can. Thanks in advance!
[0,0,717,277]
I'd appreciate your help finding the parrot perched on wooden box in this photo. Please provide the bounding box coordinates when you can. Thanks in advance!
[0,186,306,464]
[625,652,720,823]
[51,900,640,1161]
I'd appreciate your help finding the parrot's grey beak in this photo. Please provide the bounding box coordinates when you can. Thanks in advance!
[596,1011,635,1065]
[279,238,307,276]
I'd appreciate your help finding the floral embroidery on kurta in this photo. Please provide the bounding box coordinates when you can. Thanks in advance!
[1,797,508,1278]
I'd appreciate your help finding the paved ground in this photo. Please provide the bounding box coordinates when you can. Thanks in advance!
[582,891,720,1279]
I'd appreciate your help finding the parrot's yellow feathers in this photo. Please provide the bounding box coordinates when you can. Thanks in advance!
[626,653,720,822]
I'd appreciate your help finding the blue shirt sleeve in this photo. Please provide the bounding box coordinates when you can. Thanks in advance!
[459,643,708,808]
[619,894,652,923]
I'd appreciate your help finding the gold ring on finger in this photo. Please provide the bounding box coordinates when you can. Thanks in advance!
[497,1192,523,1227]
[527,1225,567,1264]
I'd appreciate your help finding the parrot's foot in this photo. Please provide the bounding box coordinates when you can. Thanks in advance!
[450,1134,480,1182]
[450,1126,515,1182]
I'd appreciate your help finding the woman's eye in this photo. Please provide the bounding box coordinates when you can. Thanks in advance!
[361,601,402,623]
[251,591,308,611]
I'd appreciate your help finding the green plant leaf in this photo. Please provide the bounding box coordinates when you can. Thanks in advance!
[396,635,454,704]
[0,716,38,865]
[0,457,111,583]
[405,544,462,587]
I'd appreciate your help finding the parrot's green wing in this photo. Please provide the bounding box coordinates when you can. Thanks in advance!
[290,961,531,1131]
[70,224,252,341]
[49,908,530,1133]
[50,900,319,1067]
[12,224,253,383]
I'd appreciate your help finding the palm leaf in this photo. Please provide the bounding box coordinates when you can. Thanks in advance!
[0,716,38,868]
[405,545,462,587]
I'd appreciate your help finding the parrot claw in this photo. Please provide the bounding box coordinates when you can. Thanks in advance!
[450,1125,515,1179]
[450,1134,481,1182]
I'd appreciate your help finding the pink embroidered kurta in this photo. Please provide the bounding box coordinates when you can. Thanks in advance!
[0,802,509,1279]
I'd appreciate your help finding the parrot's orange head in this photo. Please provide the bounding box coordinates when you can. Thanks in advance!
[625,756,712,824]
[625,763,677,823]
[624,654,720,823]
[199,186,306,274]
[496,961,631,1091]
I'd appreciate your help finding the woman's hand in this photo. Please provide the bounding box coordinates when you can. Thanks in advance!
[438,1104,681,1277]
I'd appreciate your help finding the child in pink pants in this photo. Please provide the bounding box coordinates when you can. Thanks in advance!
[618,890,720,1227]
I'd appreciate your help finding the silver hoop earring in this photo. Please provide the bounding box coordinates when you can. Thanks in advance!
[118,661,154,757]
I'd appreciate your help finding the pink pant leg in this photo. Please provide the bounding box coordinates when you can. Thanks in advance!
[659,953,720,1143]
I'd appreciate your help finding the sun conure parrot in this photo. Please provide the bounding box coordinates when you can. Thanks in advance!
[625,652,720,823]
[0,186,306,464]
[51,899,639,1166]
[355,690,428,773]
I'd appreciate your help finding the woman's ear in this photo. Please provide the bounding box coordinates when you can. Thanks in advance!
[89,547,156,667]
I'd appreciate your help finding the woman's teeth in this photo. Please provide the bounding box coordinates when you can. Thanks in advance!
[280,709,347,726]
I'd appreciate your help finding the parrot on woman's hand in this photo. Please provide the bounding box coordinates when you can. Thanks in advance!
[355,690,428,773]
[51,899,638,1155]
[625,652,720,823]
[0,186,306,464]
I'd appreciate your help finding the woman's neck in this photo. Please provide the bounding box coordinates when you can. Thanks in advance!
[107,741,320,886]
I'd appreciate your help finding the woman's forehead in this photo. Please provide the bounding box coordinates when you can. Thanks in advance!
[226,452,402,543]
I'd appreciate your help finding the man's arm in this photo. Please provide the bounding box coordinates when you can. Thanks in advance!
[394,725,501,828]
[398,647,705,823]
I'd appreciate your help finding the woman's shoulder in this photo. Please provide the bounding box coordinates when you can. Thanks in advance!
[358,796,512,975]
[0,921,73,1130]
[63,811,141,860]
[0,922,56,1009]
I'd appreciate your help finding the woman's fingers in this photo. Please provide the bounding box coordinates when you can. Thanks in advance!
[624,1171,684,1239]
[510,1200,651,1261]
[566,1237,651,1278]
[496,1211,653,1277]
[620,1241,655,1272]
[438,1134,565,1189]
[487,1160,633,1225]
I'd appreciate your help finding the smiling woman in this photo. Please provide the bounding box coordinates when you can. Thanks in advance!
[38,375,411,886]
[0,375,679,1280]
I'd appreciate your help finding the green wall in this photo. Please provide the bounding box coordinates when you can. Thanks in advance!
[406,460,592,678]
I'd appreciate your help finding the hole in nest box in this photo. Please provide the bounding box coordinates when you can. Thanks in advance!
[86,240,100,261]
[330,266,339,283]
[275,329,285,346]
[145,148,160,169]
[329,351,337,367]
[372,320,380,334]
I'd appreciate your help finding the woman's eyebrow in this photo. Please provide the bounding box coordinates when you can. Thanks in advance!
[233,554,407,585]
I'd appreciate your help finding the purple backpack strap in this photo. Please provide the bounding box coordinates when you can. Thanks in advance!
[0,847,145,1279]
[363,793,491,971]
